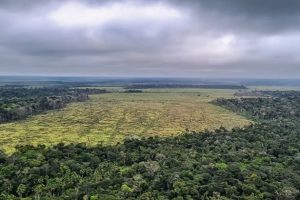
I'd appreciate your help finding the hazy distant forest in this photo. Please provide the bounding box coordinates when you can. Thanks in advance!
[0,79,299,200]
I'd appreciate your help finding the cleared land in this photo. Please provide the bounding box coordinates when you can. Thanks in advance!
[0,89,252,154]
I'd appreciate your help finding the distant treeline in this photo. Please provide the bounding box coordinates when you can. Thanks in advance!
[233,90,298,97]
[124,89,143,93]
[126,84,247,89]
[0,88,107,123]
[214,90,300,120]
[0,91,299,199]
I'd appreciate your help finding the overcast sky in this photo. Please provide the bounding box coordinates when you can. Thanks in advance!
[1,0,300,78]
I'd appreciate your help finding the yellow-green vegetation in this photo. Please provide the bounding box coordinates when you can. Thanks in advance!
[0,89,252,154]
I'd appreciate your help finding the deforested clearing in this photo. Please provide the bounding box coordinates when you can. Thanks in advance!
[0,89,251,154]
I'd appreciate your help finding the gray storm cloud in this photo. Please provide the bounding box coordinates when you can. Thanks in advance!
[0,0,300,78]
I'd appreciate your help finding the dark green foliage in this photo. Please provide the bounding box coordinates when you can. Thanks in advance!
[214,91,300,120]
[0,88,106,123]
[0,122,299,199]
[123,90,143,93]
[0,91,299,199]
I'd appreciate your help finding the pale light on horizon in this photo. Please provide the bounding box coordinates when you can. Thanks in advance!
[48,2,184,28]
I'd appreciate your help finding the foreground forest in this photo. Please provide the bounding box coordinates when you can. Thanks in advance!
[0,90,299,199]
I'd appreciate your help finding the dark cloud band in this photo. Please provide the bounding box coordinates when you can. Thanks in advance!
[0,0,299,78]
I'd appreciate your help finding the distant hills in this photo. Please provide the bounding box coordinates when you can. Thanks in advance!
[125,84,247,89]
[0,76,299,88]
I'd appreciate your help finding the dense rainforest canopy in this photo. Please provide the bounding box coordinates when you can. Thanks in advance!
[0,90,299,199]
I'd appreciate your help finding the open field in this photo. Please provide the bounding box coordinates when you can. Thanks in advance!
[0,89,252,154]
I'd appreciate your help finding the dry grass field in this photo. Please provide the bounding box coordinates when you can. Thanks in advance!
[0,89,252,154]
